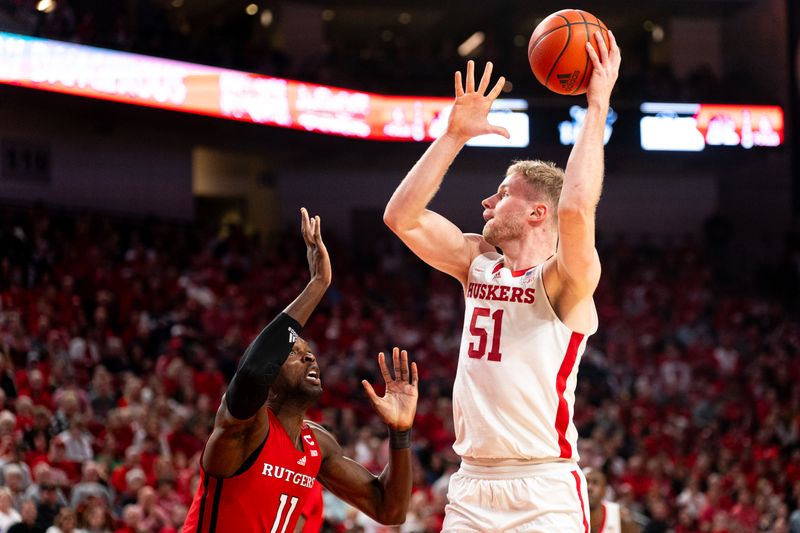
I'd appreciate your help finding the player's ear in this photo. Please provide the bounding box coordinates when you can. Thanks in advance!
[529,203,546,221]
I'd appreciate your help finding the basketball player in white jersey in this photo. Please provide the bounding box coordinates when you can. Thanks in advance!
[383,30,621,532]
[585,468,640,533]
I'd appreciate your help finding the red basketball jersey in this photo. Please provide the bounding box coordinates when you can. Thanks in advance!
[183,409,323,533]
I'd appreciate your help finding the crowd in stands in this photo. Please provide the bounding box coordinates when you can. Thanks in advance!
[0,203,799,532]
[0,0,732,101]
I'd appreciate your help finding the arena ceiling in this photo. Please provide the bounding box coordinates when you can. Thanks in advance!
[166,0,759,43]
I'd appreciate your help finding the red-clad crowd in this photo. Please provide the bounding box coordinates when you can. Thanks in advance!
[0,205,798,533]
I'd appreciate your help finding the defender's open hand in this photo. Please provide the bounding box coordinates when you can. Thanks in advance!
[362,347,419,432]
[300,207,331,287]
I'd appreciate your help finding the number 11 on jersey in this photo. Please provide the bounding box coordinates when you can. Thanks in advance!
[270,493,299,533]
[467,307,504,361]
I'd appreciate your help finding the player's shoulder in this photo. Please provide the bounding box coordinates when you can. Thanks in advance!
[304,421,336,444]
[304,421,340,459]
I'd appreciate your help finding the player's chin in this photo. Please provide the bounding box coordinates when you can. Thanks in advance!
[482,225,499,246]
[300,382,323,398]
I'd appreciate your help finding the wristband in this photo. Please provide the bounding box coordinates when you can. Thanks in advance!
[388,428,411,449]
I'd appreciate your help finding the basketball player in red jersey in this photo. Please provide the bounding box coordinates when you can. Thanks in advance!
[183,208,419,533]
[384,32,620,531]
[585,468,640,533]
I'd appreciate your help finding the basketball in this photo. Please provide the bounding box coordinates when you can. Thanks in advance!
[528,9,611,95]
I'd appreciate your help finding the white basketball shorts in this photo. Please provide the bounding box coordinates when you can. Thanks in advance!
[442,461,589,532]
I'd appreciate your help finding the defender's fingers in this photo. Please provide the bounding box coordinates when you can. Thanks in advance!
[362,380,379,403]
[400,350,409,382]
[377,352,393,383]
[301,208,313,244]
[488,76,506,100]
[466,60,475,92]
[392,347,401,381]
[455,71,464,97]
[410,362,419,387]
[477,62,493,94]
[314,215,322,244]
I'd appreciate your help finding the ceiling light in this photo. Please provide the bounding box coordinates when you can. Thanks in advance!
[245,3,258,16]
[260,9,273,27]
[652,25,664,42]
[458,31,485,57]
[170,0,183,7]
[36,0,56,13]
[398,12,411,25]
[322,9,335,21]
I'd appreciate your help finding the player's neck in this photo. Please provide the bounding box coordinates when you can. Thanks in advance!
[499,229,557,271]
[268,399,309,444]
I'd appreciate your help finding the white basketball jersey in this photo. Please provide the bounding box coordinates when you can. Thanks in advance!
[452,252,597,462]
[600,501,622,533]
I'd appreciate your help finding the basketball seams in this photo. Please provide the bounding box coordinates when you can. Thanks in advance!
[528,22,607,60]
[543,14,572,90]
[571,10,592,95]
[529,24,568,56]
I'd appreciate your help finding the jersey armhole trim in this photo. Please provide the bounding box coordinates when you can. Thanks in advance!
[538,265,599,336]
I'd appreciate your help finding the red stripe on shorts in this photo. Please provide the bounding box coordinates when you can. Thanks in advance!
[554,332,584,458]
[571,470,589,533]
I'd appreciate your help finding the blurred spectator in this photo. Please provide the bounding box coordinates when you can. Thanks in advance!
[6,499,42,533]
[75,503,112,533]
[54,415,92,463]
[33,483,61,531]
[133,486,166,531]
[112,505,143,533]
[0,487,22,532]
[2,464,30,509]
[69,463,112,510]
[45,507,77,533]
[0,354,17,400]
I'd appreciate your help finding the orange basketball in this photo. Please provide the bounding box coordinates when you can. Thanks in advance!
[528,9,610,95]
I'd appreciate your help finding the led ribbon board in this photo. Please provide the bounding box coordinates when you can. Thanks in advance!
[0,31,528,147]
[640,102,783,151]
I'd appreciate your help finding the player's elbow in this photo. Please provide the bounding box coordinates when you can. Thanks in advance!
[383,204,403,230]
[383,206,412,234]
[557,202,595,222]
[375,508,407,526]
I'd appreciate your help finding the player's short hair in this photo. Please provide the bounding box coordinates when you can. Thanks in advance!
[506,160,564,222]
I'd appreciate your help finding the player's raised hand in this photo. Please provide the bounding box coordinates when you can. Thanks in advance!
[446,60,510,143]
[300,207,331,287]
[585,30,621,107]
[362,347,419,432]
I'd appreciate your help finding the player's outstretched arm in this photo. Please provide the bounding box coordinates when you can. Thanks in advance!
[203,208,331,477]
[555,31,621,298]
[384,61,507,285]
[313,348,419,525]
